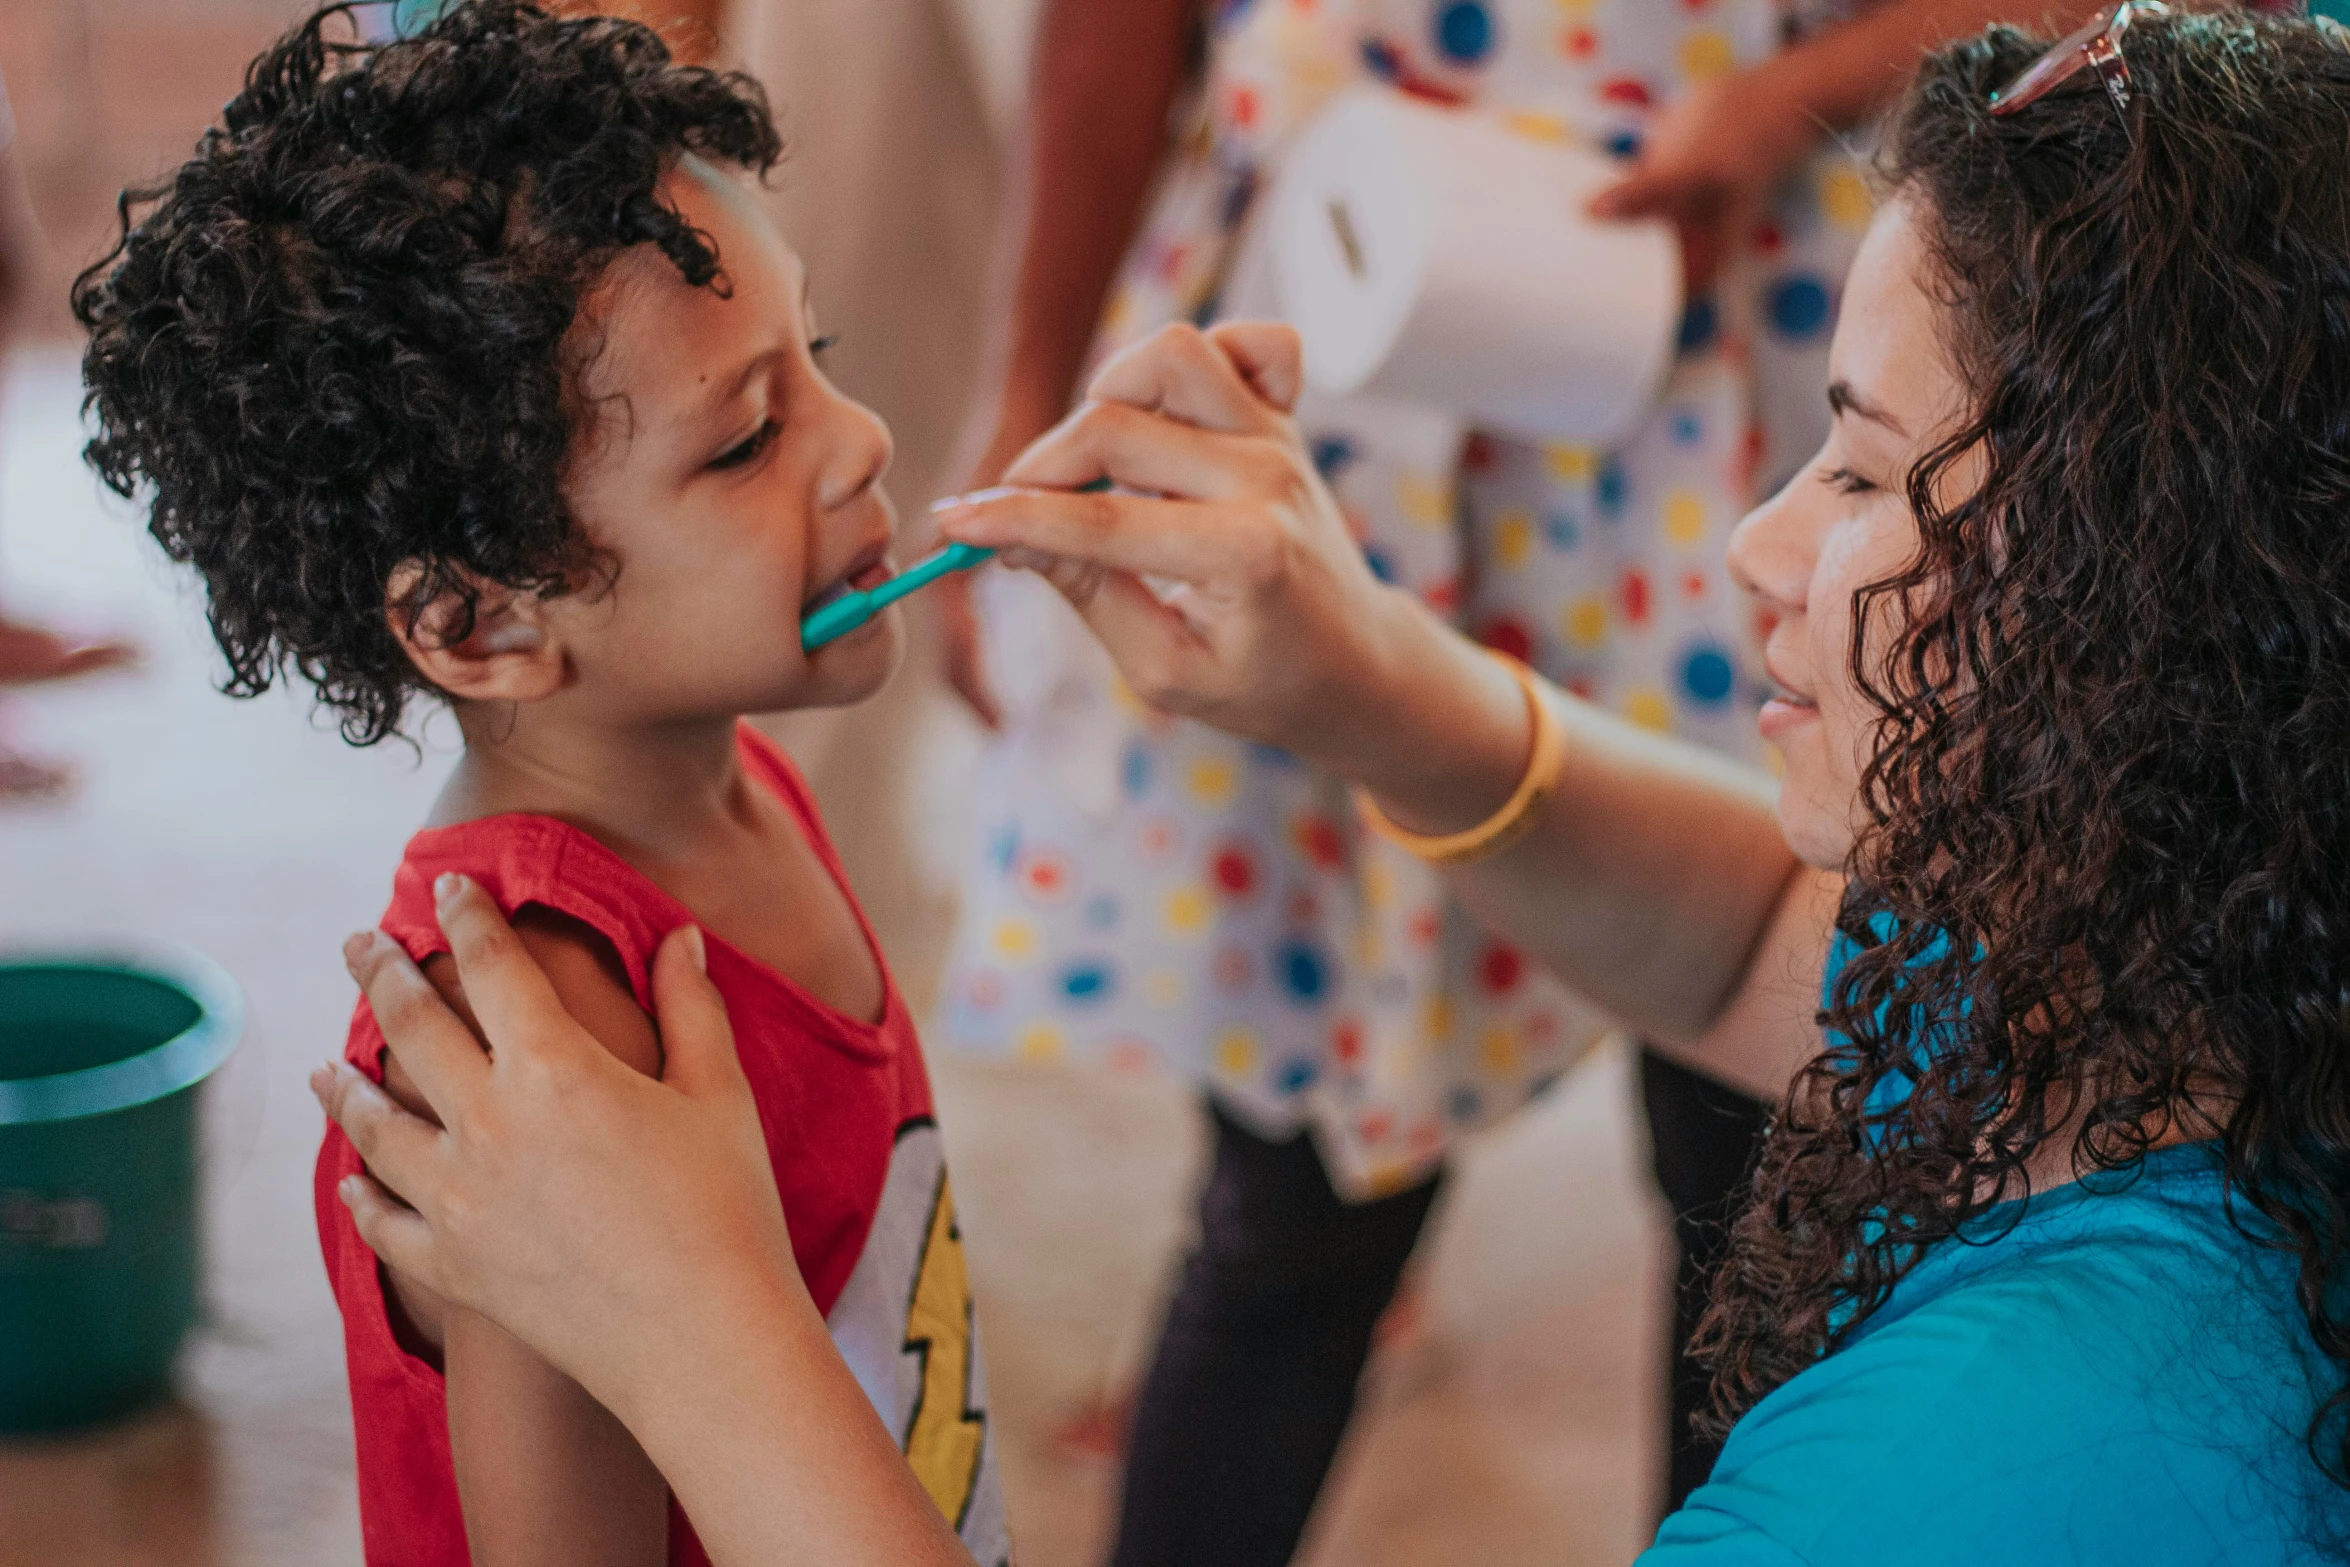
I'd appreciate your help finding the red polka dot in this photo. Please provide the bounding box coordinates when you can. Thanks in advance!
[1156,241,1191,285]
[1561,25,1598,59]
[1461,433,1501,471]
[1295,813,1347,869]
[1524,1009,1561,1046]
[1479,942,1524,994]
[1333,1018,1365,1064]
[1287,888,1322,926]
[1409,909,1442,948]
[1020,850,1072,901]
[1422,577,1460,614]
[1225,83,1260,130]
[1619,568,1652,627]
[1407,1119,1444,1156]
[1107,1038,1158,1074]
[1139,816,1181,861]
[1566,675,1597,701]
[1359,1109,1395,1144]
[1752,219,1785,256]
[1213,844,1259,900]
[1599,76,1653,108]
[1682,570,1708,601]
[1478,616,1534,663]
[1215,946,1255,991]
[1754,605,1780,644]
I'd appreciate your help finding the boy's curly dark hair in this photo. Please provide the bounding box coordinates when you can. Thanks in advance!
[73,1,783,743]
[1692,9,2350,1513]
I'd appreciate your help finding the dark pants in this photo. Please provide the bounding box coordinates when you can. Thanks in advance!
[1109,1052,1770,1567]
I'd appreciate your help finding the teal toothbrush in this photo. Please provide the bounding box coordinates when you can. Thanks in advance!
[800,476,1111,650]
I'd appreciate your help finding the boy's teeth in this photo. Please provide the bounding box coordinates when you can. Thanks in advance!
[807,578,854,612]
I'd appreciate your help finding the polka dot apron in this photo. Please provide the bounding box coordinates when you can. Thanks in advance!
[941,0,1875,1198]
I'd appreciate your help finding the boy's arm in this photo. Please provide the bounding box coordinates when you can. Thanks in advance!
[382,909,673,1567]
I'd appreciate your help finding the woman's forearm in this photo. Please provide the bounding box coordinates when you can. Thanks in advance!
[1333,592,1822,1095]
[612,1274,974,1567]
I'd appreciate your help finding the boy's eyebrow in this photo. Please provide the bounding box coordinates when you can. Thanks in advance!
[1827,380,1907,435]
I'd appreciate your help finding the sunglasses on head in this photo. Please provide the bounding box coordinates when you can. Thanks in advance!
[1989,1,2167,120]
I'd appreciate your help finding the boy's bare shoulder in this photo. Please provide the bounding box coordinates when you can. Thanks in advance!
[386,907,662,1125]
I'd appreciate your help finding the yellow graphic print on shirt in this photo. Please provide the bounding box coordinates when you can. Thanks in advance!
[904,1171,986,1527]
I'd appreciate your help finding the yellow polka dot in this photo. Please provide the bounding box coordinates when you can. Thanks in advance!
[1820,165,1874,231]
[1679,30,1736,81]
[1493,510,1536,569]
[1362,1161,1418,1199]
[991,917,1040,964]
[1544,443,1597,484]
[1186,755,1237,806]
[1396,472,1455,530]
[1109,675,1152,719]
[1479,1024,1519,1077]
[1016,1022,1066,1063]
[1143,968,1184,1007]
[1662,490,1708,549]
[1624,687,1674,733]
[1762,744,1787,779]
[1550,0,1596,15]
[1215,1027,1261,1078]
[1502,110,1572,144]
[1422,995,1456,1046]
[1362,856,1396,912]
[1563,595,1610,648]
[1163,884,1212,936]
[1354,926,1384,969]
[1100,292,1138,341]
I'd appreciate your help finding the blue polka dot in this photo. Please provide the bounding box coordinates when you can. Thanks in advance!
[1543,512,1581,551]
[1276,1058,1319,1094]
[1679,643,1737,707]
[1604,129,1644,161]
[1251,744,1301,769]
[988,822,1021,876]
[1361,36,1405,80]
[1276,939,1333,1004]
[1311,435,1359,478]
[1085,895,1121,932]
[1670,409,1704,447]
[1448,1085,1484,1122]
[1221,167,1260,232]
[1676,296,1719,356]
[1060,960,1117,1004]
[1121,740,1152,800]
[1596,459,1628,518]
[1767,276,1833,341]
[1364,546,1399,584]
[1433,0,1496,64]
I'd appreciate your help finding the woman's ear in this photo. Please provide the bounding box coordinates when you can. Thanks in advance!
[386,562,567,705]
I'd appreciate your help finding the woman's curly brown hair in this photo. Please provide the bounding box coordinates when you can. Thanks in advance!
[73,1,782,743]
[1694,8,2350,1500]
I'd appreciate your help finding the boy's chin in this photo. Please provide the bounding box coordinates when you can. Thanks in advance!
[789,617,905,709]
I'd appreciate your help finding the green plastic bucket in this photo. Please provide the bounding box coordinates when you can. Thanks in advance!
[0,944,242,1433]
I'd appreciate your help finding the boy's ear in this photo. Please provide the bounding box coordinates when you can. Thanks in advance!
[385,562,566,705]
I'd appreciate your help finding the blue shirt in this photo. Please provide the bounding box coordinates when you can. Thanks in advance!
[1641,940,2349,1566]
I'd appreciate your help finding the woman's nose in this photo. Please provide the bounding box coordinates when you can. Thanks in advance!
[1727,464,1818,617]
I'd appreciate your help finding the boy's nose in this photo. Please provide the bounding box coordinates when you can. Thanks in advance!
[819,393,894,514]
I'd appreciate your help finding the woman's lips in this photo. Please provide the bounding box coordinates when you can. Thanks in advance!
[1757,691,1819,743]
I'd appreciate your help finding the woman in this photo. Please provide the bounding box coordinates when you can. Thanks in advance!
[316,13,2350,1562]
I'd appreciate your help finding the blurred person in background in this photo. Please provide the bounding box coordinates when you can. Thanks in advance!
[934,0,2101,1559]
[0,64,136,800]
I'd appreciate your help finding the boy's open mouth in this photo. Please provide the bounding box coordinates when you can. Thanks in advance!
[803,541,894,614]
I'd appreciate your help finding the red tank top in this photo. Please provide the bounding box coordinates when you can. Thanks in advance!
[315,724,1009,1566]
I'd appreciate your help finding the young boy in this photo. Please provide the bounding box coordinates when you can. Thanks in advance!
[73,6,1008,1563]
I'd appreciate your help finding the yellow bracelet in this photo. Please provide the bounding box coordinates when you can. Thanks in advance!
[1354,654,1566,865]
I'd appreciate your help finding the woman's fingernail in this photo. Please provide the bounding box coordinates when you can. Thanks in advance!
[435,873,464,907]
[342,931,372,974]
[309,1065,334,1102]
[931,486,1019,514]
[684,925,708,974]
[338,1176,363,1207]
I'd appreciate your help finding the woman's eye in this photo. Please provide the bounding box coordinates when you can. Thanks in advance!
[710,420,779,472]
[809,334,839,359]
[1822,465,1877,496]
